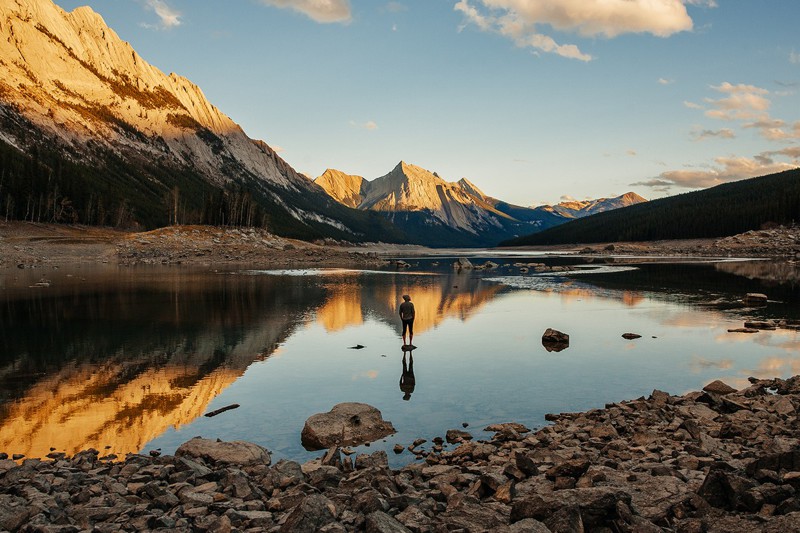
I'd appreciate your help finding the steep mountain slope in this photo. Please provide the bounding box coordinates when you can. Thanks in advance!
[315,169,367,208]
[501,168,800,246]
[0,0,404,241]
[315,162,556,246]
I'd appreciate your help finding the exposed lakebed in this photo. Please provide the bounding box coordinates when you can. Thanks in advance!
[1,255,798,467]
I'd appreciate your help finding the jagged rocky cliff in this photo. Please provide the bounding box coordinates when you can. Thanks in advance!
[315,162,646,247]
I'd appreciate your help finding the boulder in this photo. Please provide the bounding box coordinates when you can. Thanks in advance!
[301,403,395,450]
[365,511,413,533]
[446,429,473,444]
[542,328,569,352]
[703,380,738,395]
[279,494,337,533]
[622,333,642,340]
[175,438,271,466]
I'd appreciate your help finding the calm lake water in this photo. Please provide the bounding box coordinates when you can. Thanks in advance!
[1,256,799,467]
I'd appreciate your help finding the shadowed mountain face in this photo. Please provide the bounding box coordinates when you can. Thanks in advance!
[0,0,406,242]
[314,163,647,247]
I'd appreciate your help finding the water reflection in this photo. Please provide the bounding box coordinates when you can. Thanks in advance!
[0,267,505,459]
[400,348,416,401]
[2,260,799,464]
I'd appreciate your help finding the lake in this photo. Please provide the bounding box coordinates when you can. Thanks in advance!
[1,255,799,467]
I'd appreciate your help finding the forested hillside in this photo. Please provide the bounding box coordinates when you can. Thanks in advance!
[500,168,800,246]
[0,138,405,242]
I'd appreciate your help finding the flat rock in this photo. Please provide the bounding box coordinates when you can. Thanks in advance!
[622,332,642,340]
[301,403,395,450]
[175,437,271,466]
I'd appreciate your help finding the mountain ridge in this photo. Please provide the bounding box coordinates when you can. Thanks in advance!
[315,162,647,245]
[0,0,409,242]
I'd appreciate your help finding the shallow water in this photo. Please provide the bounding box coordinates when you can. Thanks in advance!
[1,258,798,467]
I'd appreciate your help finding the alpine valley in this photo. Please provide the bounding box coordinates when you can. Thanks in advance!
[0,0,644,247]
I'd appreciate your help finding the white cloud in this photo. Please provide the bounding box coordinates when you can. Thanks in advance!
[658,78,674,85]
[790,50,800,65]
[691,128,735,141]
[634,153,797,190]
[703,82,771,121]
[144,0,181,29]
[454,0,702,61]
[744,119,800,141]
[683,100,704,110]
[259,0,351,23]
[349,120,378,130]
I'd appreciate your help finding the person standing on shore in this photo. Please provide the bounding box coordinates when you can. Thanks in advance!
[399,294,415,346]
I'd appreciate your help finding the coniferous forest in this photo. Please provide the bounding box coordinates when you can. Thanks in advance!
[0,138,408,243]
[500,168,800,246]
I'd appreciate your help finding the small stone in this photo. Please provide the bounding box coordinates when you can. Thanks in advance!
[622,333,642,340]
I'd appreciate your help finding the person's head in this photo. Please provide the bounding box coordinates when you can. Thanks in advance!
[402,294,411,302]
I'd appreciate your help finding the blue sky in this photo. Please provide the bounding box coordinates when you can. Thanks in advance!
[53,0,800,206]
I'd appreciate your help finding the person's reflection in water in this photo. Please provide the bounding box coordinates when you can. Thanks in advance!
[400,348,415,401]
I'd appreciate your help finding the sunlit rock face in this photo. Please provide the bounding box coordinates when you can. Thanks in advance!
[314,162,649,246]
[315,161,511,236]
[0,0,313,196]
[537,192,647,219]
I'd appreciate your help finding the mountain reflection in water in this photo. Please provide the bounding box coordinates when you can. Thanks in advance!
[0,267,503,459]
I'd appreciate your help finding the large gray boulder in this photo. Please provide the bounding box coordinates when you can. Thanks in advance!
[301,402,396,451]
[175,437,271,466]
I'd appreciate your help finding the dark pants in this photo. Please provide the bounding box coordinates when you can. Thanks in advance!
[402,319,414,338]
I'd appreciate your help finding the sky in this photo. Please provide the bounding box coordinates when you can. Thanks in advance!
[52,0,800,206]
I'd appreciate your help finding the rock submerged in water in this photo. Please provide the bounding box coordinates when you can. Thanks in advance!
[621,332,642,340]
[301,402,396,451]
[542,328,569,352]
[743,292,768,306]
[453,257,473,271]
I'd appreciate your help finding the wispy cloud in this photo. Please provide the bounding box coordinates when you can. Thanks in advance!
[691,128,735,141]
[143,0,181,29]
[385,2,407,13]
[658,78,674,85]
[454,0,704,62]
[633,153,797,190]
[259,0,351,23]
[683,100,704,110]
[790,50,800,65]
[349,120,378,130]
[703,82,770,121]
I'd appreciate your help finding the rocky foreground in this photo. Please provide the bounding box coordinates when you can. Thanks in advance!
[4,377,800,532]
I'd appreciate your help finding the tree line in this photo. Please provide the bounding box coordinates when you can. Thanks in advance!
[0,139,276,230]
[501,168,800,246]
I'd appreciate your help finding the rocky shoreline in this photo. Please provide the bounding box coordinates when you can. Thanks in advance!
[3,376,800,532]
[2,223,800,271]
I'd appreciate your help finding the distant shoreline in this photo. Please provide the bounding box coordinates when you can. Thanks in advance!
[1,222,797,270]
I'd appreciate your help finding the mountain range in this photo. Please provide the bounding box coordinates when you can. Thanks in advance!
[0,0,646,247]
[315,163,646,246]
